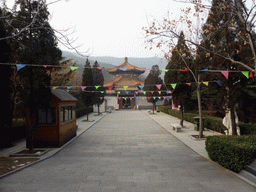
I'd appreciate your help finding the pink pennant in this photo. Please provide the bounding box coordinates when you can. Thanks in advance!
[100,97,103,100]
[135,91,138,94]
[250,71,253,78]
[148,97,151,100]
[180,68,188,71]
[95,67,104,70]
[186,83,191,86]
[43,65,53,68]
[156,84,162,90]
[164,97,166,99]
[81,86,87,91]
[108,86,113,90]
[110,91,112,94]
[151,91,154,94]
[92,91,95,93]
[221,71,229,79]
[130,98,132,100]
[140,68,149,71]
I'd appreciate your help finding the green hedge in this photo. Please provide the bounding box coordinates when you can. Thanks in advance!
[158,106,256,135]
[206,135,256,172]
[76,106,93,118]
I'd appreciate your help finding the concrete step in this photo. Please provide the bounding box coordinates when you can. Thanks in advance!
[240,170,256,184]
[239,159,256,184]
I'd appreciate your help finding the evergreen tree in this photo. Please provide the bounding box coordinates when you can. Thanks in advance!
[81,58,94,121]
[164,31,194,127]
[197,0,253,135]
[92,60,105,115]
[11,0,62,151]
[0,8,15,148]
[144,65,165,114]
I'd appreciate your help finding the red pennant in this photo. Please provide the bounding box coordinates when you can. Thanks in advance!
[92,91,95,93]
[250,71,253,78]
[108,86,113,90]
[148,97,151,100]
[119,97,121,100]
[95,67,104,70]
[110,92,112,94]
[186,83,191,86]
[180,68,188,71]
[151,91,154,94]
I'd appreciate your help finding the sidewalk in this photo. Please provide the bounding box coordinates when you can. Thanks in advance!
[0,112,108,178]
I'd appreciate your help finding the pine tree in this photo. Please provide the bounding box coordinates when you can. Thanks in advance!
[144,65,165,114]
[92,61,105,115]
[81,58,94,120]
[164,31,194,126]
[197,0,254,135]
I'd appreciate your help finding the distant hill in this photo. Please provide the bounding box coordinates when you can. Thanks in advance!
[61,51,168,82]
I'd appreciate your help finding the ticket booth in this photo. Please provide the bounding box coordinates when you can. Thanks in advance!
[26,89,78,148]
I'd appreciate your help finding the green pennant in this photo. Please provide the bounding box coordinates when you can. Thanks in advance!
[143,91,146,95]
[242,71,249,79]
[153,97,156,99]
[70,66,79,71]
[101,91,104,93]
[171,84,177,89]
[95,85,100,89]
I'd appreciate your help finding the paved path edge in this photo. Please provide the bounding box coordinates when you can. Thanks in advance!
[144,111,256,188]
[0,113,108,179]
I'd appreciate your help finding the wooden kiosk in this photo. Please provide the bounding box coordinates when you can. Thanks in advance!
[26,89,78,148]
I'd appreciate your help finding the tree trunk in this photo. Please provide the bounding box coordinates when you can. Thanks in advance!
[230,106,238,135]
[28,67,34,153]
[180,103,184,127]
[153,102,155,114]
[197,76,204,138]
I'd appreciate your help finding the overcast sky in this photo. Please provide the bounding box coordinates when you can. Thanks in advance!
[5,0,190,58]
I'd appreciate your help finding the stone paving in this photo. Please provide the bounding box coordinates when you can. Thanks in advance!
[0,110,255,192]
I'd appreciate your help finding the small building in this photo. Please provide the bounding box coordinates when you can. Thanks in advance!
[26,89,78,148]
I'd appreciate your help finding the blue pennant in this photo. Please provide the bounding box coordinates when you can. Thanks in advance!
[16,64,26,71]
[216,81,221,86]
[201,69,209,72]
[138,85,144,89]
[67,86,71,90]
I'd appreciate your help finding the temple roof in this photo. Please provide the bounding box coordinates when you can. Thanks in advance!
[52,89,78,101]
[106,57,146,75]
[103,76,144,87]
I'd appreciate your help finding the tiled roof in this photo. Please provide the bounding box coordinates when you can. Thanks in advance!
[52,89,78,101]
[106,57,145,73]
[103,76,144,87]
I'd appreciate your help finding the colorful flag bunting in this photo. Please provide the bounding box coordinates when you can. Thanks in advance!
[171,84,177,89]
[138,85,144,89]
[156,84,162,90]
[221,71,229,79]
[123,86,129,91]
[81,86,86,91]
[203,82,209,86]
[242,71,249,79]
[186,83,191,86]
[108,86,113,90]
[16,64,26,71]
[70,66,79,71]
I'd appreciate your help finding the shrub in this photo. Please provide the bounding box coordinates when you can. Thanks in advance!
[206,135,256,172]
[76,106,93,118]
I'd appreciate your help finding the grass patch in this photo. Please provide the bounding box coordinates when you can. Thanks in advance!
[0,157,39,175]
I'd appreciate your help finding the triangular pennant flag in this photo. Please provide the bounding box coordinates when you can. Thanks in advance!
[120,68,127,71]
[241,71,249,79]
[124,97,127,100]
[126,91,129,94]
[156,84,162,90]
[158,97,161,99]
[95,67,104,70]
[221,71,229,79]
[74,90,77,93]
[101,91,104,93]
[200,69,208,71]
[81,86,86,91]
[108,86,113,90]
[203,82,209,86]
[138,85,144,89]
[164,97,166,99]
[119,97,121,100]
[100,97,103,100]
[43,65,53,68]
[135,91,138,94]
[158,91,161,94]
[130,98,132,100]
[143,91,146,95]
[123,86,129,91]
[216,80,221,86]
[139,68,149,71]
[53,86,58,90]
[169,96,172,99]
[186,83,191,86]
[16,64,26,71]
[171,84,177,89]
[151,91,154,94]
[67,86,71,90]
[118,91,121,94]
[153,97,156,99]
[67,90,69,92]
[148,97,151,100]
[166,91,169,94]
[250,71,253,78]
[95,86,100,89]
[110,92,112,94]
[70,66,79,71]
[161,69,169,72]
[92,91,95,93]
[180,68,188,71]
[113,98,115,100]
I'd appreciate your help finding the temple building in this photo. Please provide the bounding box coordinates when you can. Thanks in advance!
[103,57,164,110]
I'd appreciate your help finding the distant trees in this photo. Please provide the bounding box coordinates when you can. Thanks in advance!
[92,60,105,115]
[144,65,165,114]
[81,58,94,121]
[164,32,194,127]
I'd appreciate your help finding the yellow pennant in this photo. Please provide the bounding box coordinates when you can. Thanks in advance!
[158,91,161,94]
[203,82,209,86]
[123,86,129,91]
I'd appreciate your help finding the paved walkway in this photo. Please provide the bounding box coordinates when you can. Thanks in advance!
[0,110,255,191]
